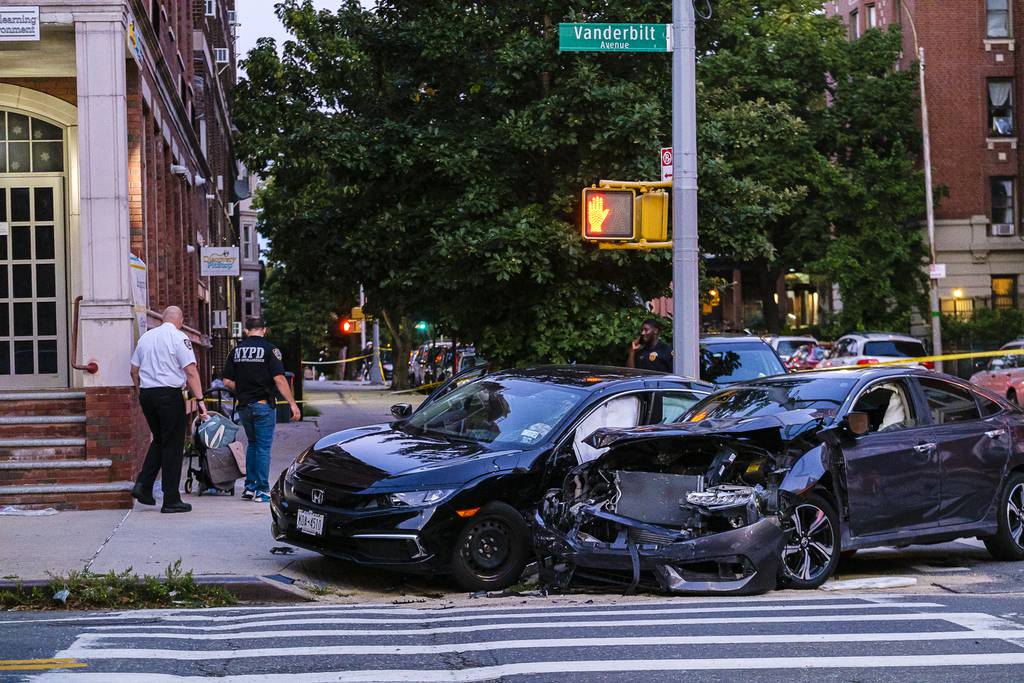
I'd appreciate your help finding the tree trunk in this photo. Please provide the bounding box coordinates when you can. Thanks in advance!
[759,267,783,334]
[381,308,414,390]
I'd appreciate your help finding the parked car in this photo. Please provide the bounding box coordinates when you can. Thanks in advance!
[970,341,1024,405]
[700,335,789,385]
[271,365,712,590]
[534,367,1024,595]
[766,335,818,362]
[786,342,828,372]
[819,332,931,369]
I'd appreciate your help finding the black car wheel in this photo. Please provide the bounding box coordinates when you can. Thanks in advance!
[451,502,529,592]
[983,473,1024,561]
[1009,389,1020,407]
[778,493,840,589]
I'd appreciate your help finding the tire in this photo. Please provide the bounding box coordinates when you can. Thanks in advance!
[450,502,530,592]
[983,473,1024,561]
[184,476,193,495]
[778,493,841,589]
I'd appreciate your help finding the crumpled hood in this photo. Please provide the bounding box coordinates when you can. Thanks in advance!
[584,409,830,452]
[293,424,522,490]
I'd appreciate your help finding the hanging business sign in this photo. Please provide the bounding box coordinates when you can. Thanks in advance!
[200,246,240,276]
[0,6,39,41]
[126,13,144,65]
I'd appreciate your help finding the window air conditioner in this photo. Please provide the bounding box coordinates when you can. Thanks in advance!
[214,48,230,64]
[228,10,237,25]
[205,0,216,17]
[992,223,1015,236]
[231,321,243,338]
[212,310,227,329]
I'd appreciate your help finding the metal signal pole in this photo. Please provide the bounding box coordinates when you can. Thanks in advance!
[671,0,701,377]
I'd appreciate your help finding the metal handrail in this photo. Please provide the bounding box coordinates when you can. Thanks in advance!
[71,296,99,374]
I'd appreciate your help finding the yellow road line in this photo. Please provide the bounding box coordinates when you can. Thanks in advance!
[0,658,86,671]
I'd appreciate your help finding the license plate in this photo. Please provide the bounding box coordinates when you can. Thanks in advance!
[296,509,325,536]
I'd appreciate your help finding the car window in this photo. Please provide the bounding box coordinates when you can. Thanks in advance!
[850,381,917,433]
[656,391,703,423]
[776,340,803,358]
[833,339,853,357]
[685,378,854,421]
[573,395,642,464]
[700,343,786,384]
[978,394,1003,417]
[919,378,981,425]
[862,340,926,358]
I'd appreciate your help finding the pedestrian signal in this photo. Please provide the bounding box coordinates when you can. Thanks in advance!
[340,319,363,334]
[582,188,635,241]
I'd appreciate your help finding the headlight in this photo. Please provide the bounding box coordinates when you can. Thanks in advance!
[383,489,456,507]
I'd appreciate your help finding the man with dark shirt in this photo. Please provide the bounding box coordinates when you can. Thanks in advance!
[223,317,301,503]
[626,318,674,373]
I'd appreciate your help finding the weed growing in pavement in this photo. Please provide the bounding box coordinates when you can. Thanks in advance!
[0,560,236,610]
[302,403,321,418]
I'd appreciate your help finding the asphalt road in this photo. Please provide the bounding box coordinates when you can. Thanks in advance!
[3,592,1024,681]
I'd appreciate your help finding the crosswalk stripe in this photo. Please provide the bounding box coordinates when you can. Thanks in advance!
[78,601,945,632]
[28,652,1024,682]
[57,628,1024,660]
[65,611,974,640]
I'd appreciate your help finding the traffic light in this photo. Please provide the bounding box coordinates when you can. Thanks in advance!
[582,188,635,240]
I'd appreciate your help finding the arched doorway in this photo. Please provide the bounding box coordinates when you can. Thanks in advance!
[0,108,69,388]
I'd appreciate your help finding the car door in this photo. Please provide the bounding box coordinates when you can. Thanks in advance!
[840,378,942,537]
[914,377,1008,527]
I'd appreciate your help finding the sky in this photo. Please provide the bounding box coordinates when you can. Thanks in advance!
[235,1,337,65]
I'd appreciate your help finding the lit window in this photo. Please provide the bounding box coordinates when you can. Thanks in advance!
[991,178,1016,234]
[849,10,860,39]
[866,4,877,28]
[988,0,1011,38]
[988,79,1014,136]
[992,276,1018,310]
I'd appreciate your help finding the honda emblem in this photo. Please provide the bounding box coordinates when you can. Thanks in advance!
[312,489,324,505]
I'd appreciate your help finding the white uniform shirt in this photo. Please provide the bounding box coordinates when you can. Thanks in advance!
[130,322,197,389]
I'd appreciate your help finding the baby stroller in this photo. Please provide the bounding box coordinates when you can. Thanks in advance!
[184,411,244,496]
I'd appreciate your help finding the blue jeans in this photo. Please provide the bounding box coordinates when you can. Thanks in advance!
[238,402,276,493]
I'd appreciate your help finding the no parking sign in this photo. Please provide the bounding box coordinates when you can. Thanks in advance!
[660,147,673,181]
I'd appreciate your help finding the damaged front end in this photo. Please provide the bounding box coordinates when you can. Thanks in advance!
[533,427,800,595]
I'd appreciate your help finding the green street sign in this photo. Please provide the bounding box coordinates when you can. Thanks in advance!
[559,23,670,53]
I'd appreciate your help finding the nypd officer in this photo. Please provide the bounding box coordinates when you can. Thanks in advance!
[223,317,300,503]
[626,318,674,373]
[130,306,207,514]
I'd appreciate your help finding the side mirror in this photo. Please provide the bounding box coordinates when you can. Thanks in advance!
[391,403,413,419]
[845,411,870,437]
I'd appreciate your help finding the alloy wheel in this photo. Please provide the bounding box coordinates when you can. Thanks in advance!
[782,503,835,582]
[459,519,511,578]
[1007,483,1024,550]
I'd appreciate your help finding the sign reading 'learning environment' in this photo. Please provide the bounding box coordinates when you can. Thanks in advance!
[0,6,39,41]
[559,23,670,53]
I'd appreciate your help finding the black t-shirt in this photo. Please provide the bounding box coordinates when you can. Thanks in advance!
[636,340,674,373]
[223,337,286,407]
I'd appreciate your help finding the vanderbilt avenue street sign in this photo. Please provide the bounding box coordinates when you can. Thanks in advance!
[559,23,671,53]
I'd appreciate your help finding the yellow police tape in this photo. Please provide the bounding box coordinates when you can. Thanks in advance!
[300,348,392,366]
[803,346,1024,372]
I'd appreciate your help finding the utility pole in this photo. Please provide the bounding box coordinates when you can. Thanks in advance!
[671,0,701,377]
[370,319,384,385]
[919,47,943,372]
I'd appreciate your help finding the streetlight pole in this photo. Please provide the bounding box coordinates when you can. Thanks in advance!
[671,0,701,377]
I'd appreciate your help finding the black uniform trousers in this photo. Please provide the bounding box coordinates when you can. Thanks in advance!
[137,387,187,504]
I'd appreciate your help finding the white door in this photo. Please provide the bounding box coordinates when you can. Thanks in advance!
[0,178,67,388]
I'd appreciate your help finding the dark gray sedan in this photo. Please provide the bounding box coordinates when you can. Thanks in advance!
[534,367,1024,594]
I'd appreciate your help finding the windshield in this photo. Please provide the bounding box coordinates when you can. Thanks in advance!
[775,340,805,358]
[404,378,585,446]
[683,378,858,421]
[701,343,787,384]
[863,340,925,358]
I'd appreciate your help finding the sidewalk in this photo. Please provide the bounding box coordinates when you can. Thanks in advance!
[0,384,425,598]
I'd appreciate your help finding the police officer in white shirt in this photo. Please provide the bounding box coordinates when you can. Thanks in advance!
[129,306,207,514]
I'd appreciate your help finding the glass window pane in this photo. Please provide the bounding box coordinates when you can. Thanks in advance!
[0,303,7,336]
[14,340,33,374]
[919,378,981,424]
[36,264,54,298]
[0,112,5,140]
[12,264,31,298]
[13,302,32,335]
[7,141,29,172]
[11,226,30,260]
[37,339,56,374]
[7,113,29,140]
[35,225,54,259]
[33,188,53,221]
[36,302,55,335]
[0,341,9,375]
[0,265,6,299]
[0,143,6,174]
[0,187,6,221]
[32,142,63,172]
[30,118,62,141]
[10,188,29,221]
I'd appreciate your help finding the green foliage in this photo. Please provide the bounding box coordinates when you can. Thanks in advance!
[0,560,236,610]
[942,309,1024,350]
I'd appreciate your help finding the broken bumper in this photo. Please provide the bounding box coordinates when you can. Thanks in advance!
[533,508,784,595]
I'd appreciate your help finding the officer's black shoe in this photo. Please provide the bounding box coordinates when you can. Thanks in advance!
[131,483,156,506]
[160,501,192,514]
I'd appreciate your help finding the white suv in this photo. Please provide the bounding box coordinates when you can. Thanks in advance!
[819,332,931,369]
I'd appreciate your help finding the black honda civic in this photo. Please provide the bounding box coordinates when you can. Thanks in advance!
[270,365,712,590]
[534,367,1024,595]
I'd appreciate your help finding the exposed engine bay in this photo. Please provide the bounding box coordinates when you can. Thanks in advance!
[534,435,795,595]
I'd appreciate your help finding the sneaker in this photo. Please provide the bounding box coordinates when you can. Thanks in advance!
[241,489,255,501]
[253,492,271,503]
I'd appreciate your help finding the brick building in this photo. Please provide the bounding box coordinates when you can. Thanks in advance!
[0,1,242,509]
[826,0,1024,320]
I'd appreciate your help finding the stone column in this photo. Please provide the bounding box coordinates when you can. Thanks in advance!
[75,14,134,388]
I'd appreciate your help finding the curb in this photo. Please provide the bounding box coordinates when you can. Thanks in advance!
[0,575,315,605]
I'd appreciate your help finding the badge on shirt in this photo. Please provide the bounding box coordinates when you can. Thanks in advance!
[184,339,193,350]
[273,348,282,360]
[648,351,658,363]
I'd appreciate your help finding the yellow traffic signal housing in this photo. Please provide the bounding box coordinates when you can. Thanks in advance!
[582,188,635,240]
[351,306,365,320]
[637,190,668,242]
